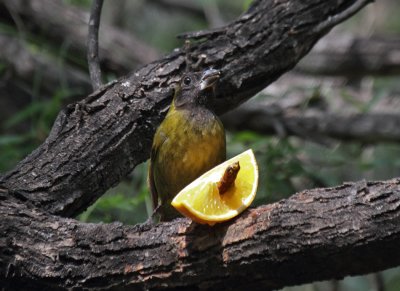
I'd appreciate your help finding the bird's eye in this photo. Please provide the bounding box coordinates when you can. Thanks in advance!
[183,77,191,86]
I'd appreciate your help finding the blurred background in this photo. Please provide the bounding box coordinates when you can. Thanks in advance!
[0,0,400,290]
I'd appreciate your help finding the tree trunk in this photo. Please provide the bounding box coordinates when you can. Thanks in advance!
[0,0,378,290]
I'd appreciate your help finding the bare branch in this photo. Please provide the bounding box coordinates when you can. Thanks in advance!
[0,1,387,289]
[310,0,373,35]
[0,0,371,217]
[372,273,385,291]
[298,34,400,76]
[87,0,104,90]
[0,34,91,95]
[0,0,159,74]
[225,103,400,143]
[202,0,224,28]
[2,178,400,290]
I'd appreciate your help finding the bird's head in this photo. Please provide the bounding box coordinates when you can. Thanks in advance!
[173,69,220,109]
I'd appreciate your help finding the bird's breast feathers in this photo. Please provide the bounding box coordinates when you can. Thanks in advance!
[155,107,226,191]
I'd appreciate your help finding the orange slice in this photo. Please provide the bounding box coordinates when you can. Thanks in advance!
[171,149,258,225]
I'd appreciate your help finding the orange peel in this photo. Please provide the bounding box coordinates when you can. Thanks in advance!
[171,149,258,225]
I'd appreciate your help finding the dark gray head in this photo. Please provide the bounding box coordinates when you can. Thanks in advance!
[173,69,220,109]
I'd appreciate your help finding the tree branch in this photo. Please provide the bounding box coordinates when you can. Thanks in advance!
[0,33,92,96]
[225,103,400,143]
[87,0,104,90]
[297,34,400,76]
[0,1,378,288]
[0,0,371,218]
[0,0,159,74]
[2,178,400,290]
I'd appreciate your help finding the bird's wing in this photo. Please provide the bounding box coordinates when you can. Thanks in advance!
[148,129,167,210]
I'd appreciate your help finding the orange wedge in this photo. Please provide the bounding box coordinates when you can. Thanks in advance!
[171,149,258,225]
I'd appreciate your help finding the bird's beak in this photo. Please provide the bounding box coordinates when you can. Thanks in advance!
[200,69,220,91]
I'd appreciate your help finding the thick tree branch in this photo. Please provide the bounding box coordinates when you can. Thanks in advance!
[0,0,388,289]
[0,0,371,217]
[2,178,400,290]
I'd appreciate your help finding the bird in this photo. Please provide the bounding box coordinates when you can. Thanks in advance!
[148,68,226,221]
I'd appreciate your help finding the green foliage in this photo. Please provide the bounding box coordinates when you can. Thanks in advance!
[0,134,33,172]
[0,87,79,172]
[386,267,400,291]
[229,132,328,205]
[242,0,254,11]
[79,162,152,224]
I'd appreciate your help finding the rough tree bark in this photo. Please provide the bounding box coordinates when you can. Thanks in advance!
[2,179,400,290]
[0,0,386,290]
[2,0,371,217]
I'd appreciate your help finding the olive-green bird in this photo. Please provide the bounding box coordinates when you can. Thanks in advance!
[148,69,226,221]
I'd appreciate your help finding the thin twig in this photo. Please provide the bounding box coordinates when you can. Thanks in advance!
[372,273,385,291]
[3,1,27,42]
[201,0,224,28]
[87,0,104,90]
[311,0,373,35]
